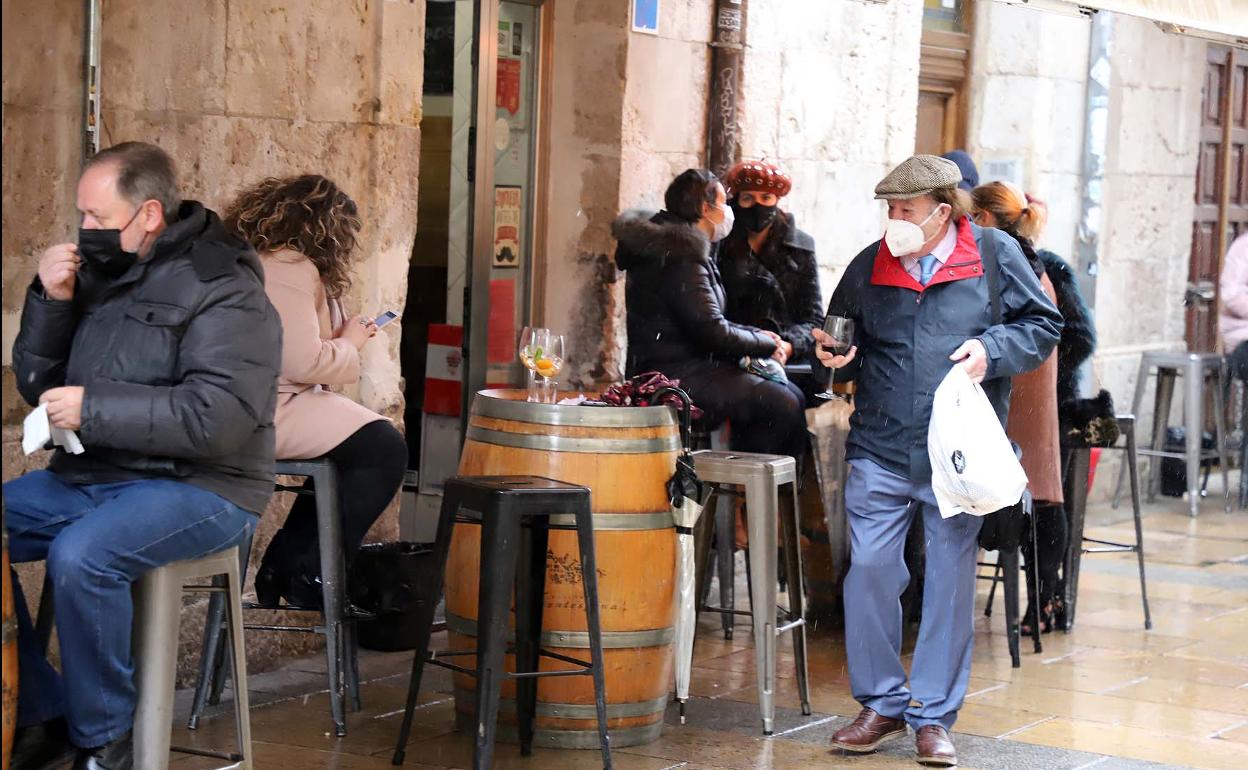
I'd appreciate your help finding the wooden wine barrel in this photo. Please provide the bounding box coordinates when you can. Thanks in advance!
[446,389,679,748]
[3,528,17,770]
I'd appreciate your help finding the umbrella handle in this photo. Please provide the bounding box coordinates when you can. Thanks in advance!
[653,386,693,453]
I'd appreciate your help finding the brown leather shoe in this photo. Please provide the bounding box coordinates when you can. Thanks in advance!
[830,707,907,753]
[915,725,957,767]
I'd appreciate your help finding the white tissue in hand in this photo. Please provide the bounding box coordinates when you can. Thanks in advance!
[54,425,85,454]
[22,403,85,455]
[22,404,51,455]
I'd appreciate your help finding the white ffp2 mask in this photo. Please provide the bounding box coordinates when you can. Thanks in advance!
[884,205,943,257]
[710,204,734,242]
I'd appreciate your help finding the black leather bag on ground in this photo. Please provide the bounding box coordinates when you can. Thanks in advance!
[1159,426,1216,497]
[349,542,441,651]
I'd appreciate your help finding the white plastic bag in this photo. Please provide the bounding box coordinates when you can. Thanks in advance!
[927,365,1026,519]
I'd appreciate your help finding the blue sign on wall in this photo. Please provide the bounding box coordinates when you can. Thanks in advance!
[632,0,659,35]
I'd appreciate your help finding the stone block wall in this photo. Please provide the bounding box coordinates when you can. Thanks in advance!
[540,0,632,386]
[2,0,426,680]
[541,0,926,381]
[1092,14,1204,467]
[740,0,924,299]
[967,2,1090,259]
[966,6,1205,499]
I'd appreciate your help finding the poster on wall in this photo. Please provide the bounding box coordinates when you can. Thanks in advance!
[497,57,522,116]
[493,186,522,269]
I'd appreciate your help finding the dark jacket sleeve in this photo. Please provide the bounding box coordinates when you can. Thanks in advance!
[816,244,876,383]
[78,278,282,459]
[779,248,824,359]
[667,259,776,359]
[1040,250,1096,396]
[976,231,1063,380]
[11,280,79,406]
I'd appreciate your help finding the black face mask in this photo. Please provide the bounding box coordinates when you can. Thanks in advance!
[731,201,779,234]
[78,206,144,279]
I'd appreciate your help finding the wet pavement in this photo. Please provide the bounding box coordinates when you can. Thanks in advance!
[170,493,1248,769]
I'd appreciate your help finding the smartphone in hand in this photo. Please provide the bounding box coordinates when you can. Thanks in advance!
[375,310,400,328]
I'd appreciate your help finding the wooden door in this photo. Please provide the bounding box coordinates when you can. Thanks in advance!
[1189,45,1248,352]
[916,1,972,154]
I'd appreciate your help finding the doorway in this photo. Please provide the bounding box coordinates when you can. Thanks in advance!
[915,0,972,155]
[1189,44,1248,353]
[399,0,547,538]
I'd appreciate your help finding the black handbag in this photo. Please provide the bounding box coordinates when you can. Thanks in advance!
[1060,389,1120,449]
[977,498,1028,552]
[349,542,442,651]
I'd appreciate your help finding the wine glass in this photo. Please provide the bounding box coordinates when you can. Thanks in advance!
[518,326,550,402]
[534,333,565,404]
[816,316,855,401]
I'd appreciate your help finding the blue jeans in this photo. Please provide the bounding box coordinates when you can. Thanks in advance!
[843,458,983,731]
[5,470,256,748]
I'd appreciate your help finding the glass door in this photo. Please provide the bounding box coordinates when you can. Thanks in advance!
[401,0,546,539]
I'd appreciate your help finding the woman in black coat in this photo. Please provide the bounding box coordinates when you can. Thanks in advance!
[717,160,825,402]
[612,168,808,459]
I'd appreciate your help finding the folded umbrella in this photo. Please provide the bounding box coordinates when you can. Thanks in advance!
[655,387,705,724]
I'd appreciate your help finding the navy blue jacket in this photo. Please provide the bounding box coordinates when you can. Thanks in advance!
[824,217,1062,482]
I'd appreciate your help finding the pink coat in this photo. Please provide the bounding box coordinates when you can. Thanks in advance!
[1220,233,1248,351]
[261,250,384,459]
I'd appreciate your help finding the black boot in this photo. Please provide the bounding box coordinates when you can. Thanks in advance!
[71,732,132,770]
[254,530,295,608]
[10,717,75,770]
[280,547,326,610]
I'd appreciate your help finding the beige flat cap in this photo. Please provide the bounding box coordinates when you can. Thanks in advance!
[874,155,963,200]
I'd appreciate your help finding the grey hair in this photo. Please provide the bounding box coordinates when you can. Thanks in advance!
[86,141,182,223]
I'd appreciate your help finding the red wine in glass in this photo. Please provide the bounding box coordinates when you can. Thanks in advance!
[816,316,854,401]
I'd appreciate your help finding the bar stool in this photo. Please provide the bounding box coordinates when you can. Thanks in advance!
[1114,351,1232,516]
[691,450,811,735]
[188,457,365,737]
[392,476,611,770]
[1066,416,1152,632]
[134,546,252,769]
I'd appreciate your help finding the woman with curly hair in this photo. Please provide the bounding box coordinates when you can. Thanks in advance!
[224,174,407,609]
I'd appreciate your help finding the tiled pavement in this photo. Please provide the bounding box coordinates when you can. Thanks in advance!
[169,492,1248,769]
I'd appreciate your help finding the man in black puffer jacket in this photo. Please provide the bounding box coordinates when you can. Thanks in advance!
[5,142,281,770]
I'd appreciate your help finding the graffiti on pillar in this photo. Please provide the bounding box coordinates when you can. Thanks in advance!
[710,64,740,176]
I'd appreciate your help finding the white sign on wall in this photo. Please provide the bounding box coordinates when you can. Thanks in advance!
[981,158,1025,190]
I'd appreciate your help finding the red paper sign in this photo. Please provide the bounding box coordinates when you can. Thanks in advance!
[497,57,521,116]
[424,324,464,417]
[487,279,516,364]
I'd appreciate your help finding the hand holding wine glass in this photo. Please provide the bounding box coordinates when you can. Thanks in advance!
[814,315,856,401]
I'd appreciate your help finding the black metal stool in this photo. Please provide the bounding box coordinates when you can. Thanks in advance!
[392,476,611,770]
[188,457,366,737]
[1065,415,1152,632]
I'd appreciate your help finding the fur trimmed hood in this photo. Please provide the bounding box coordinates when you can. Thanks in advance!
[612,209,710,271]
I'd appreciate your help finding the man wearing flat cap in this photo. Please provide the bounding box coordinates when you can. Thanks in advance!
[813,155,1061,766]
